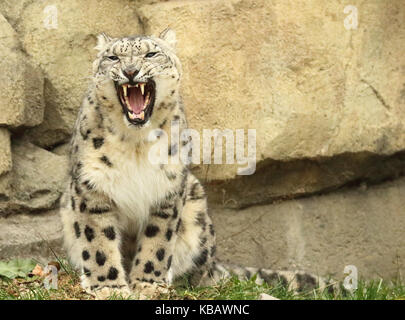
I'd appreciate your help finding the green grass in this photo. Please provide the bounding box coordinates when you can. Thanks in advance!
[164,276,405,300]
[0,259,404,300]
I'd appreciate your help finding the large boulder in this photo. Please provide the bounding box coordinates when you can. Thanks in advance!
[0,210,63,263]
[2,0,142,148]
[0,140,69,216]
[137,0,405,181]
[0,14,44,128]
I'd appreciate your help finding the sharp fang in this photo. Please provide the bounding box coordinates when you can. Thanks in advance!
[140,83,145,95]
[128,111,136,120]
[124,95,130,107]
[140,111,145,120]
[144,96,150,109]
[123,85,127,97]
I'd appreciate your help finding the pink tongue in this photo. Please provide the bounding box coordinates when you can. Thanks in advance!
[129,87,144,114]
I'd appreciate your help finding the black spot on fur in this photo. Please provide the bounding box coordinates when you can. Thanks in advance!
[165,191,175,202]
[154,271,161,277]
[296,273,317,292]
[82,250,90,261]
[100,155,113,167]
[89,207,110,214]
[172,206,178,219]
[71,197,75,210]
[96,251,106,266]
[145,224,160,237]
[189,182,205,200]
[258,270,288,288]
[156,248,165,261]
[135,259,140,266]
[73,222,80,238]
[82,180,93,190]
[152,211,170,219]
[160,201,173,210]
[81,129,91,140]
[97,276,106,282]
[168,144,178,156]
[83,267,91,277]
[189,182,199,197]
[144,261,154,274]
[175,218,182,233]
[102,226,116,240]
[84,225,95,242]
[209,224,215,236]
[195,249,208,266]
[111,284,125,289]
[74,183,82,196]
[165,229,173,241]
[92,137,104,149]
[211,245,216,257]
[79,201,87,212]
[107,267,118,280]
[159,119,167,129]
[167,255,173,269]
[180,172,188,201]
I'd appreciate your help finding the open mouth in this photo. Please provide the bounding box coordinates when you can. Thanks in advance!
[115,80,156,125]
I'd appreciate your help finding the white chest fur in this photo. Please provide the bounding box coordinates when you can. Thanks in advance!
[81,135,178,232]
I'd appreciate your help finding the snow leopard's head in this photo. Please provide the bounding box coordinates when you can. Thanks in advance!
[92,29,181,127]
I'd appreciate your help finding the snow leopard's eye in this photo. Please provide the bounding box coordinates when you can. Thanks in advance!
[145,52,158,58]
[108,56,119,61]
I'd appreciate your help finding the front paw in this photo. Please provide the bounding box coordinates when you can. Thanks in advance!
[131,281,171,300]
[89,285,132,300]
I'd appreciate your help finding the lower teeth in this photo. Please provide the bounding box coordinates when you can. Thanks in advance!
[128,112,136,120]
[128,110,145,121]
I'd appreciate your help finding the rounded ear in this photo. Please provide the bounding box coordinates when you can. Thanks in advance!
[159,28,176,50]
[95,32,112,51]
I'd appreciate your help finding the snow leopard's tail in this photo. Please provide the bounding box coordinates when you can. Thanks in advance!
[199,260,339,295]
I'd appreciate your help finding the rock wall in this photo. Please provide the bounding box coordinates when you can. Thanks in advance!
[0,0,404,279]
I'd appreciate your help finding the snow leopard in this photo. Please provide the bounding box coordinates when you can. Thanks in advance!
[59,29,333,299]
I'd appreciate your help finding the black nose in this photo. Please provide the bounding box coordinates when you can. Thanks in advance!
[123,68,139,81]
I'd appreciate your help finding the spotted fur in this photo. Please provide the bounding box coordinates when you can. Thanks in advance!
[60,29,333,299]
